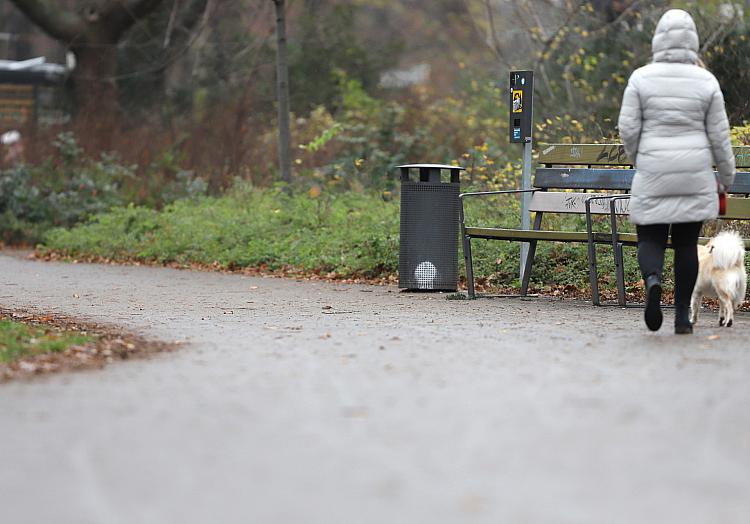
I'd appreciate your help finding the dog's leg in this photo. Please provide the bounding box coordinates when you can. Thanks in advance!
[690,290,701,324]
[717,291,736,327]
[723,292,734,328]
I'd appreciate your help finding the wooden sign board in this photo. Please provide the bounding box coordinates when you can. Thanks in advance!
[0,84,34,125]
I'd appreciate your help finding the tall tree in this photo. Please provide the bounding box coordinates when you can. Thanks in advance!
[272,0,292,185]
[8,0,165,125]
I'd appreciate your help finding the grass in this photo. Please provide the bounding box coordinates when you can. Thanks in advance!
[43,185,401,278]
[0,319,93,363]
[41,184,707,293]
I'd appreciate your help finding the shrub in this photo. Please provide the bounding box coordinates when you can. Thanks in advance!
[43,186,401,278]
[0,133,207,244]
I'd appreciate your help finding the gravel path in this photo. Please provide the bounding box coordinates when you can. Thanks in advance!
[1,253,749,524]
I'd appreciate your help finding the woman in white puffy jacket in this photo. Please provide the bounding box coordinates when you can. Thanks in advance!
[618,8,735,334]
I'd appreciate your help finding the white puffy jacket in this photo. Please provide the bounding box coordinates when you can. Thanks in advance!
[617,9,735,225]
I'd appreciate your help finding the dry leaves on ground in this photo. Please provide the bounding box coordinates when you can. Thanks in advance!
[0,308,176,382]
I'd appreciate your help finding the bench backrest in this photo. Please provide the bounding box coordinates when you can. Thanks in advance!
[529,191,750,219]
[538,143,750,169]
[534,143,750,195]
[527,143,750,219]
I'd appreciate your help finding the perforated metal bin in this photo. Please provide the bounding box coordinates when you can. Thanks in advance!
[397,164,463,291]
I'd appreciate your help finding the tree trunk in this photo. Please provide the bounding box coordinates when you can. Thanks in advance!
[273,0,292,186]
[8,0,166,144]
[73,43,117,131]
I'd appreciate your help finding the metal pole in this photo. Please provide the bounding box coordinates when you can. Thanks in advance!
[520,138,532,280]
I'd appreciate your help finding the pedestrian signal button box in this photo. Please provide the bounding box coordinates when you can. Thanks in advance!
[509,70,534,143]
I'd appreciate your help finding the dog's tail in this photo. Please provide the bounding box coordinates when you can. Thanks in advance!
[711,231,746,270]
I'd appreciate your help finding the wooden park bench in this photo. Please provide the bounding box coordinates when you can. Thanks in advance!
[459,143,750,305]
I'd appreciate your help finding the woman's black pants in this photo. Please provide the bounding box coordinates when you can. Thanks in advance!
[636,222,702,307]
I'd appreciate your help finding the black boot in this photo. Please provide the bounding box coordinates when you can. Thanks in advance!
[644,274,663,331]
[674,304,693,334]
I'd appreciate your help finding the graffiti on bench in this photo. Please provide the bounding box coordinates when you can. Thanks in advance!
[562,193,630,214]
[594,144,627,164]
[531,192,630,214]
[539,144,630,165]
[542,143,750,168]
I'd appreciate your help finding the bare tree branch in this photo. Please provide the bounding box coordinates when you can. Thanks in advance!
[531,5,578,72]
[481,0,510,67]
[699,5,742,56]
[590,0,642,37]
[7,0,85,42]
[107,0,166,38]
[119,0,168,19]
[163,0,181,48]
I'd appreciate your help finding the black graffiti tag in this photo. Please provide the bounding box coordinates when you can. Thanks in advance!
[595,145,627,164]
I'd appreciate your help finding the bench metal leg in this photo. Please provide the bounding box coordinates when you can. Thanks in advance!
[609,197,631,307]
[520,240,536,295]
[459,199,476,299]
[610,214,625,306]
[615,242,626,306]
[463,234,476,299]
[585,200,601,306]
[521,212,543,295]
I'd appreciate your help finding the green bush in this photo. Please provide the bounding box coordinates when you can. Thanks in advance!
[43,186,401,278]
[43,185,648,292]
[0,133,207,245]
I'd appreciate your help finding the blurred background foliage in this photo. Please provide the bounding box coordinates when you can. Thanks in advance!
[2,0,749,195]
[1,0,750,287]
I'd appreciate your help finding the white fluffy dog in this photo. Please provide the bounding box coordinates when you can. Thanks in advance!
[690,231,747,327]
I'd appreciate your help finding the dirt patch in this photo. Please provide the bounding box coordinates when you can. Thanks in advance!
[32,249,399,286]
[0,308,177,382]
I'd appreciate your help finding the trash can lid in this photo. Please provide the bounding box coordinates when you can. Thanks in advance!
[396,164,465,170]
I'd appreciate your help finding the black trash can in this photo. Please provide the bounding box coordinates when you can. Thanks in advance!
[397,164,463,291]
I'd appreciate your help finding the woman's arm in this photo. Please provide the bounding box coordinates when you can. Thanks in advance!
[617,73,643,164]
[706,79,736,190]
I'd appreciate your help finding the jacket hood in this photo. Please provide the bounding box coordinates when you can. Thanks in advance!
[652,9,700,63]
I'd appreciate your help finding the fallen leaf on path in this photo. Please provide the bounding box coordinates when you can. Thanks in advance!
[707,335,720,340]
[18,361,37,373]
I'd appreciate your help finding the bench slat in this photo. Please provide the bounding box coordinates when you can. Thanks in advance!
[465,229,750,249]
[539,144,632,166]
[466,228,601,242]
[725,197,750,220]
[530,192,630,214]
[539,143,750,168]
[535,168,633,190]
[534,168,750,194]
